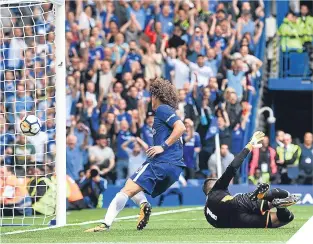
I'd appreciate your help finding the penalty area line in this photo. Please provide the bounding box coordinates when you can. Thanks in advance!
[1,207,203,236]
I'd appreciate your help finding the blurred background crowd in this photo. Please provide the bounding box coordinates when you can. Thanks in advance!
[0,0,312,214]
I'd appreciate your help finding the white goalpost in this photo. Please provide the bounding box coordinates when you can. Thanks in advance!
[0,0,66,226]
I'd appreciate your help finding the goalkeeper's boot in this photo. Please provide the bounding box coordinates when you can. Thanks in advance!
[85,223,110,233]
[137,202,152,230]
[272,194,301,208]
[249,183,270,201]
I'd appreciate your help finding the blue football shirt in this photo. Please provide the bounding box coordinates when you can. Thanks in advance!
[183,132,201,169]
[117,130,133,160]
[148,104,184,167]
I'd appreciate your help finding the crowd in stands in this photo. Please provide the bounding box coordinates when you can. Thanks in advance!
[248,131,313,186]
[0,0,312,215]
[62,0,267,183]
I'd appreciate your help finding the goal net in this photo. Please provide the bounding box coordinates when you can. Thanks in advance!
[0,0,66,226]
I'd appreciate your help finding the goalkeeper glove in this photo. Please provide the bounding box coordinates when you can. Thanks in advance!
[249,131,265,149]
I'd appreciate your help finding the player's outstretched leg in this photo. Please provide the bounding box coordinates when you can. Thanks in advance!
[85,179,144,232]
[267,194,300,228]
[262,188,290,202]
[249,183,270,201]
[272,194,301,208]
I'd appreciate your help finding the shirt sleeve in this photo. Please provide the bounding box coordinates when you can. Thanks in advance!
[124,147,132,156]
[156,105,180,128]
[108,148,115,160]
[166,57,176,67]
[189,62,198,70]
[195,133,201,148]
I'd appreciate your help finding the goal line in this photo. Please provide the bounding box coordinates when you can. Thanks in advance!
[1,207,203,236]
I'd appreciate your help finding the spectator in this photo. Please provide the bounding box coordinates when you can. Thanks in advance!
[231,103,250,155]
[187,40,204,63]
[205,48,222,77]
[208,144,234,178]
[207,77,222,105]
[234,1,260,40]
[209,15,229,51]
[298,4,313,75]
[8,28,27,69]
[197,97,215,172]
[88,134,115,178]
[126,1,146,30]
[79,5,95,30]
[232,0,265,20]
[120,14,142,44]
[142,44,163,80]
[6,84,34,123]
[226,92,242,129]
[0,118,14,160]
[126,86,139,111]
[162,45,190,89]
[113,0,128,27]
[249,136,278,184]
[140,112,154,147]
[248,168,269,185]
[79,165,108,208]
[116,99,132,125]
[27,131,48,166]
[27,166,57,215]
[144,20,165,51]
[66,174,87,210]
[103,112,117,144]
[184,55,214,87]
[1,71,16,101]
[273,130,285,149]
[14,135,36,177]
[155,4,174,35]
[217,111,232,149]
[116,120,133,179]
[96,60,118,100]
[183,119,201,180]
[121,41,142,74]
[276,133,301,184]
[278,12,303,52]
[122,136,148,177]
[239,45,263,75]
[66,133,88,181]
[0,166,32,216]
[177,89,197,122]
[135,77,150,104]
[298,132,313,185]
[70,120,93,165]
[225,59,246,100]
[168,25,186,48]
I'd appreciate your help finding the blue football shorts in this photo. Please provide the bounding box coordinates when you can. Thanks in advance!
[130,161,183,198]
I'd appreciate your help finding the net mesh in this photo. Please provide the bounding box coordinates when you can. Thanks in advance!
[0,1,57,225]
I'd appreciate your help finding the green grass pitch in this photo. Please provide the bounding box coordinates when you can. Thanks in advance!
[1,205,312,243]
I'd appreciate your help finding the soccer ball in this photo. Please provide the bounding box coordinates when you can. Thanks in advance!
[20,115,42,136]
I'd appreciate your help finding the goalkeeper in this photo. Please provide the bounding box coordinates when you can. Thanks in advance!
[203,131,300,228]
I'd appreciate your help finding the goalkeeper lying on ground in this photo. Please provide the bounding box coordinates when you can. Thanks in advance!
[203,131,300,228]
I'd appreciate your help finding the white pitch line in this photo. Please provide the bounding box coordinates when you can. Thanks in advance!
[1,207,203,236]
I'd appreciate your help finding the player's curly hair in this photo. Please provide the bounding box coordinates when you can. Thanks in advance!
[150,78,179,109]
